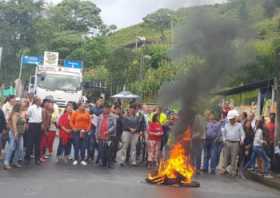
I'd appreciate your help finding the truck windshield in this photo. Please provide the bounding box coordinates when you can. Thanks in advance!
[38,73,81,91]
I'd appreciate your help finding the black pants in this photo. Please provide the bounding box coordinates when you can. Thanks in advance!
[98,140,113,167]
[25,123,42,162]
[111,136,120,161]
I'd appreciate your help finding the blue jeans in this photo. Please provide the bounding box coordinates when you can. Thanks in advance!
[15,135,24,161]
[245,145,271,175]
[86,129,96,160]
[57,138,72,157]
[203,139,219,172]
[72,132,89,161]
[4,130,20,165]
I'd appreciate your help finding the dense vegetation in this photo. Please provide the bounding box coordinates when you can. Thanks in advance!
[0,0,280,101]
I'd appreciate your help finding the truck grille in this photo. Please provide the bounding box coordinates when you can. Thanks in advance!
[55,100,67,107]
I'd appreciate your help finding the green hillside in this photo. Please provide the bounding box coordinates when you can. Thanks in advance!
[1,0,280,102]
[107,23,169,48]
[103,0,280,101]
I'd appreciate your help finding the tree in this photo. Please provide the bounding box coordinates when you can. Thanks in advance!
[143,9,175,41]
[0,0,44,82]
[106,48,135,93]
[68,37,110,67]
[144,45,169,69]
[50,0,103,33]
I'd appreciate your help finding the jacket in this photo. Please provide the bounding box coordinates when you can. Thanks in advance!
[96,113,116,140]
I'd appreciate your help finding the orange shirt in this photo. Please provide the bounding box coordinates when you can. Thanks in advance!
[70,111,91,132]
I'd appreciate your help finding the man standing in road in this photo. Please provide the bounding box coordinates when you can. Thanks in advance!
[221,110,245,177]
[25,97,42,165]
[119,104,140,166]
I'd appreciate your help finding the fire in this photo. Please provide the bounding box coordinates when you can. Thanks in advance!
[147,129,195,185]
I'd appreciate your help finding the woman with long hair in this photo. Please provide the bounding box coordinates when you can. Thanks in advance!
[147,114,163,169]
[56,103,73,163]
[70,103,91,166]
[240,119,254,166]
[40,99,52,162]
[3,103,25,169]
[245,119,272,178]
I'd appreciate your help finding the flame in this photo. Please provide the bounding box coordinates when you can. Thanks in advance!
[147,129,194,185]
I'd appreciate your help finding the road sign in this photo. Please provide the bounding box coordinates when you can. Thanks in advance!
[21,56,43,65]
[44,51,59,67]
[64,60,83,69]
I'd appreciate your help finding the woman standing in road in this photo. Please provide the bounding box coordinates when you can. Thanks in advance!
[245,119,272,178]
[147,114,163,169]
[56,103,73,163]
[4,103,25,169]
[70,103,91,166]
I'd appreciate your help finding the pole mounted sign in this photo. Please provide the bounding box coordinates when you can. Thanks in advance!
[21,56,43,65]
[44,51,59,67]
[64,59,83,69]
[19,55,43,80]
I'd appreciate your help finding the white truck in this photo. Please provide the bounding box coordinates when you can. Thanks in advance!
[28,65,83,107]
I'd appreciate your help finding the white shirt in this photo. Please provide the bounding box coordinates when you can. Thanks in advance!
[2,102,13,120]
[222,122,245,143]
[27,104,42,123]
[253,129,265,147]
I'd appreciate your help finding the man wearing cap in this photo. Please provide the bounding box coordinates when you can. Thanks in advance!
[221,110,245,176]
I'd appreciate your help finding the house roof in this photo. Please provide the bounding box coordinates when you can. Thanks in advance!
[215,79,274,96]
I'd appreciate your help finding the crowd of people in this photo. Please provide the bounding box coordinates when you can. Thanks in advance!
[191,104,280,178]
[0,95,176,170]
[0,95,279,179]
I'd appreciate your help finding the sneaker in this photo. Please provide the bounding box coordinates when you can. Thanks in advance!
[40,157,47,162]
[35,160,41,165]
[210,170,216,175]
[131,161,137,166]
[81,161,87,166]
[13,163,22,168]
[73,160,79,166]
[264,174,273,179]
[56,156,63,163]
[43,155,49,159]
[4,164,12,170]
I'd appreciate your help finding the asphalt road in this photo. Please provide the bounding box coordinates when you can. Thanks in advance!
[0,159,280,198]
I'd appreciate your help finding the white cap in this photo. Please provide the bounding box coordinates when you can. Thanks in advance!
[227,109,239,120]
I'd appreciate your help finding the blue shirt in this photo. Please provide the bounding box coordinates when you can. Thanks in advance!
[206,121,221,140]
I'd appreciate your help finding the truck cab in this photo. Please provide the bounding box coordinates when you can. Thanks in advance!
[29,65,83,107]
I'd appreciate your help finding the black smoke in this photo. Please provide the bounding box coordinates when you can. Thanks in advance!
[159,7,255,137]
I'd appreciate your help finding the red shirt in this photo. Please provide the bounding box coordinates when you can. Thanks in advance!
[266,121,275,144]
[59,112,72,145]
[98,114,109,140]
[148,122,163,142]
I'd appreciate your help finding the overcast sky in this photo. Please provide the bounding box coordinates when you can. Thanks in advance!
[51,0,227,29]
